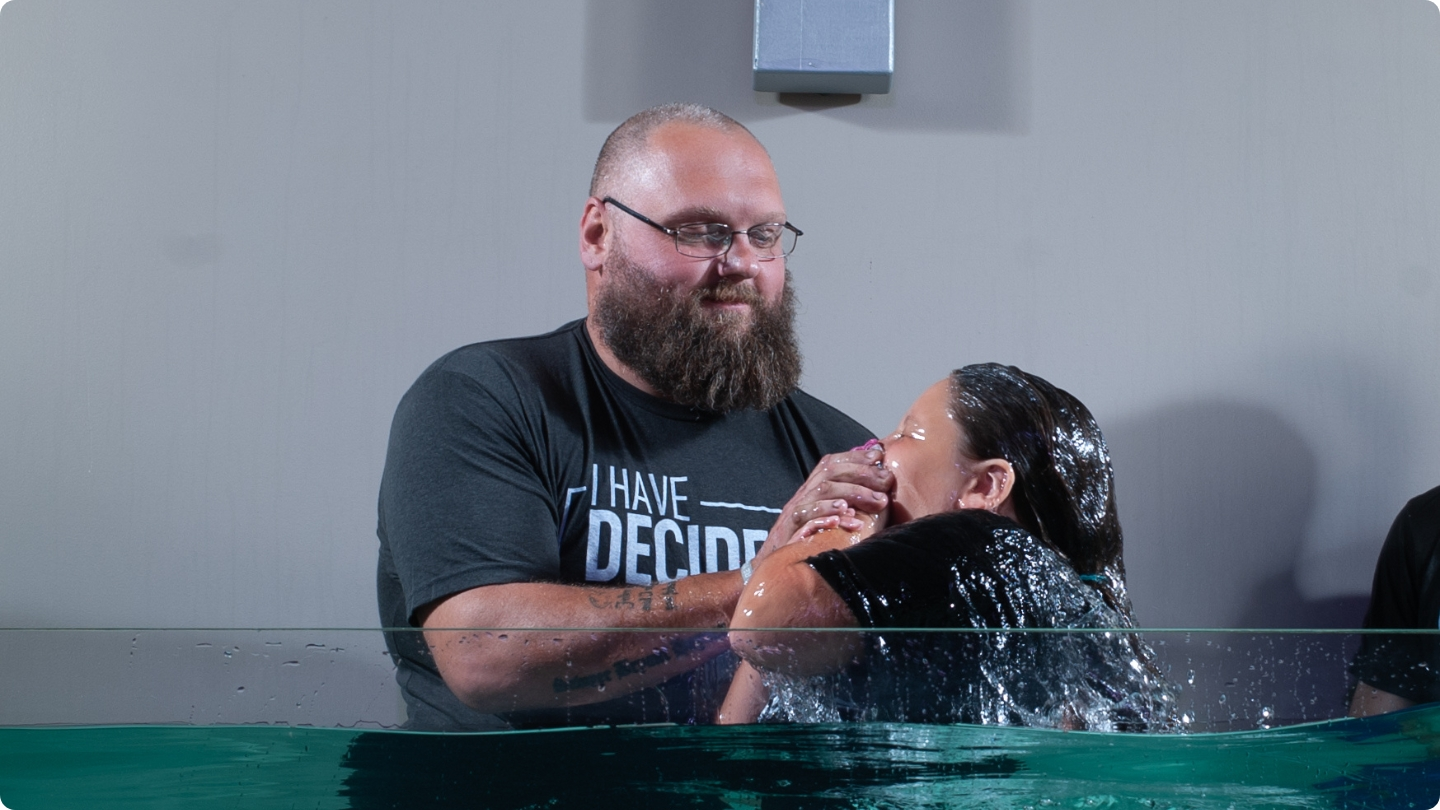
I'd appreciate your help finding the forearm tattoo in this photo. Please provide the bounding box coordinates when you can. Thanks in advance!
[552,633,717,694]
[585,582,679,612]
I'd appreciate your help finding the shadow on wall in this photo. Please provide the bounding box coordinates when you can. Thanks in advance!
[1107,401,1368,630]
[582,0,1029,133]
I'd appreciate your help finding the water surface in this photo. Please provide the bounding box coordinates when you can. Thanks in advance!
[3,704,1438,809]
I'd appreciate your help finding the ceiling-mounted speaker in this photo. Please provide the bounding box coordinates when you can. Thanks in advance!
[753,0,894,95]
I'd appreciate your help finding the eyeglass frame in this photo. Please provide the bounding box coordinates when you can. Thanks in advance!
[600,196,802,260]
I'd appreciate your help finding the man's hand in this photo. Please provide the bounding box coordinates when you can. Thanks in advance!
[757,443,894,564]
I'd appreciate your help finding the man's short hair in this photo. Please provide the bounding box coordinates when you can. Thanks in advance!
[589,103,760,198]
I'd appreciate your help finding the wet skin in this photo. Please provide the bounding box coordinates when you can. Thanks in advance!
[881,379,969,525]
[881,378,1019,525]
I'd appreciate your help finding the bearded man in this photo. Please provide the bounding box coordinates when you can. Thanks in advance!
[376,104,893,730]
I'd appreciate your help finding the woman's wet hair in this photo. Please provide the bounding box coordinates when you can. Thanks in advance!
[947,363,1123,580]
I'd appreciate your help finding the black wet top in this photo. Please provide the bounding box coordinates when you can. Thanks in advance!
[810,510,1106,630]
[802,511,1177,729]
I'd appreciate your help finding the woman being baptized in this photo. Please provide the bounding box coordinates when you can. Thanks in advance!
[720,363,1181,731]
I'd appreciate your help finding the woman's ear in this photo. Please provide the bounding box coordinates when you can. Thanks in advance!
[956,458,1015,512]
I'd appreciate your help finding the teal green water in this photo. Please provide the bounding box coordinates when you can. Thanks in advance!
[2,705,1438,809]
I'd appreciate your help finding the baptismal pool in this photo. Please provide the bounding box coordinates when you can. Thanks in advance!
[4,709,1439,808]
[1,629,1437,809]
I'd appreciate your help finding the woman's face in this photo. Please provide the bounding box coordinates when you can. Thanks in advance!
[881,378,971,524]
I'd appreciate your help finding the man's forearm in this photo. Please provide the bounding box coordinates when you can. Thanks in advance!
[422,573,741,714]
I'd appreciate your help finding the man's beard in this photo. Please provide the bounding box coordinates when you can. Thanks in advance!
[592,251,802,412]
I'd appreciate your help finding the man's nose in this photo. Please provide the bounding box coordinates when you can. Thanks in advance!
[717,232,764,279]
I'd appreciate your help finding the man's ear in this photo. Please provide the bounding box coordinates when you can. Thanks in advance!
[579,196,609,273]
[956,458,1015,512]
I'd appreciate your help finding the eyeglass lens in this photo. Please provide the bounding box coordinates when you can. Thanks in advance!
[672,223,797,259]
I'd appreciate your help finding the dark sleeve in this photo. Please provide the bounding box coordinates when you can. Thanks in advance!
[807,511,1037,629]
[1351,490,1440,703]
[379,357,560,624]
[1361,505,1424,631]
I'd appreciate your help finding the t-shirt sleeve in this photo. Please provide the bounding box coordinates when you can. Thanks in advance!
[379,359,561,624]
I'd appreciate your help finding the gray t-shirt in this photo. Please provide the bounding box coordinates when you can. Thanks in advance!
[377,319,871,729]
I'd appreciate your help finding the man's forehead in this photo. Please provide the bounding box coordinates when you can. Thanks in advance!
[646,120,764,153]
[639,125,768,171]
[622,124,785,218]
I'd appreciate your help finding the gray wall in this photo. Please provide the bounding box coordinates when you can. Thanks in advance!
[3,0,1438,646]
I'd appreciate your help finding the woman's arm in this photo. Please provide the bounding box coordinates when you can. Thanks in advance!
[727,519,873,678]
[716,661,769,724]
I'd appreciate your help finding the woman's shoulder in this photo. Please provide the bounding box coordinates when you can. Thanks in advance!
[872,510,1033,558]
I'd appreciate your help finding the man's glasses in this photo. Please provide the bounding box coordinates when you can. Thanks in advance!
[602,197,802,260]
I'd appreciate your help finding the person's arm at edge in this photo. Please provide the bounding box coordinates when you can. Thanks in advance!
[1348,680,1416,717]
[1347,498,1425,719]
